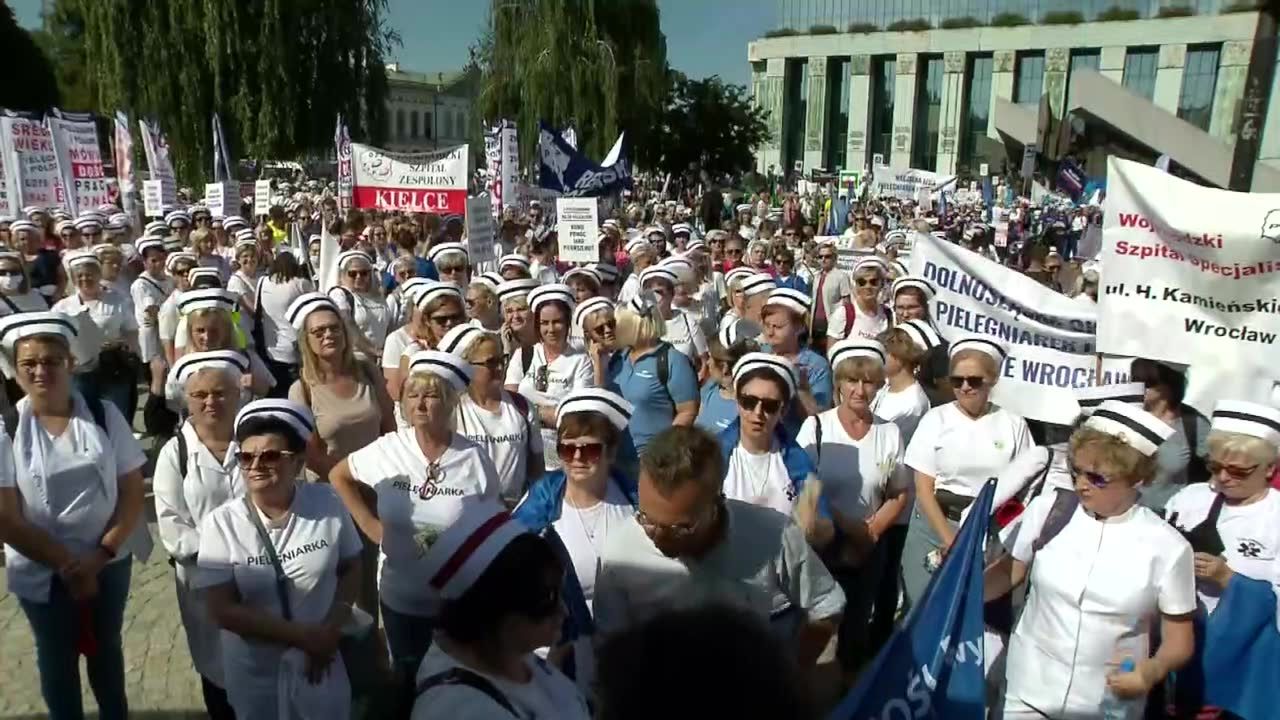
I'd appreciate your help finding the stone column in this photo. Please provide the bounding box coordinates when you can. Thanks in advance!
[757,58,786,174]
[891,53,917,170]
[1153,43,1187,116]
[1210,40,1252,143]
[1100,46,1125,84]
[935,51,967,174]
[803,57,828,173]
[846,55,872,171]
[1045,47,1070,117]
[988,50,1016,142]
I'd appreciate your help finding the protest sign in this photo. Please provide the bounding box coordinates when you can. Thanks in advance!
[979,162,989,177]
[1099,156,1280,378]
[465,195,496,266]
[112,111,136,218]
[0,113,62,211]
[1021,145,1036,178]
[350,143,468,213]
[47,110,110,214]
[910,232,1130,425]
[556,198,599,263]
[253,180,271,217]
[204,182,237,219]
[485,120,519,221]
[538,121,632,197]
[143,180,165,217]
[516,182,561,223]
[139,119,177,202]
[0,139,8,218]
[871,166,957,201]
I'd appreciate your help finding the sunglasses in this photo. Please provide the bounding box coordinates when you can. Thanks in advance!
[308,323,342,339]
[1208,461,1259,480]
[635,497,721,538]
[1068,460,1112,488]
[557,441,605,464]
[591,319,616,335]
[738,393,783,415]
[949,375,987,390]
[774,258,793,265]
[346,270,370,279]
[236,449,296,467]
[535,365,549,392]
[818,253,835,260]
[855,277,882,287]
[471,355,504,371]
[725,248,744,256]
[429,313,463,326]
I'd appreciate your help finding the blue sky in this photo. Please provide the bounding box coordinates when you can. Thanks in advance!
[11,0,773,86]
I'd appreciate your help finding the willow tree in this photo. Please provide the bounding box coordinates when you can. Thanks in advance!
[475,0,669,169]
[59,0,394,187]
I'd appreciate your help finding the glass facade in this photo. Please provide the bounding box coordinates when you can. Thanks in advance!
[912,55,944,171]
[960,54,994,173]
[782,59,808,172]
[1178,44,1221,131]
[1014,52,1045,105]
[1122,47,1159,101]
[1067,48,1101,110]
[825,58,851,170]
[773,0,1227,29]
[869,56,896,166]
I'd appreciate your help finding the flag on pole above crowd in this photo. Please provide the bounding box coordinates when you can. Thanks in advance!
[211,113,233,183]
[112,111,136,219]
[537,120,632,198]
[828,480,995,720]
[334,113,353,211]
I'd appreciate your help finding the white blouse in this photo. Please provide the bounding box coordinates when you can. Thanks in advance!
[52,288,138,344]
[904,402,1034,498]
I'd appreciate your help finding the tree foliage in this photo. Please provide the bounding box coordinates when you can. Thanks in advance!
[0,2,60,111]
[45,0,396,187]
[653,72,769,180]
[474,0,669,170]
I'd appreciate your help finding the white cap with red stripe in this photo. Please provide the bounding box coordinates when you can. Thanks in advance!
[424,500,531,600]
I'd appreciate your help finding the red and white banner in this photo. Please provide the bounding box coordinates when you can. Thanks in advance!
[351,142,468,214]
[47,110,110,214]
[0,113,62,212]
[484,120,518,220]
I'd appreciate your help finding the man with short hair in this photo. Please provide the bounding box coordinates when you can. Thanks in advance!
[594,426,845,670]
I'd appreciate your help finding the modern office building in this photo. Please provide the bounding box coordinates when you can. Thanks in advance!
[383,64,478,152]
[748,0,1280,190]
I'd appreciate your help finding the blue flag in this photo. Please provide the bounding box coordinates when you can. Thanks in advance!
[537,121,632,197]
[828,480,995,720]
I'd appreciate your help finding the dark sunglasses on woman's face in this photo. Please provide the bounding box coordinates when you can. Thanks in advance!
[236,449,295,467]
[1068,460,1112,488]
[430,312,463,326]
[346,270,370,279]
[471,356,504,371]
[1208,461,1259,480]
[949,375,986,390]
[725,248,744,257]
[557,441,604,464]
[855,277,881,287]
[738,393,783,415]
[591,319,616,335]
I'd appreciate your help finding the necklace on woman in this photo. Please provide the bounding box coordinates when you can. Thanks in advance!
[571,501,605,549]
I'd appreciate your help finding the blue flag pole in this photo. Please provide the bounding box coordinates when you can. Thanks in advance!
[828,479,997,720]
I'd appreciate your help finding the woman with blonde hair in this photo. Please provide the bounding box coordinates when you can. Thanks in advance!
[92,244,133,304]
[496,278,539,364]
[574,296,616,385]
[387,283,466,424]
[225,239,263,313]
[985,400,1194,719]
[464,273,503,333]
[168,289,273,403]
[328,350,500,697]
[605,295,698,456]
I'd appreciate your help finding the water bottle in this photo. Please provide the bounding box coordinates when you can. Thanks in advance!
[1099,657,1139,720]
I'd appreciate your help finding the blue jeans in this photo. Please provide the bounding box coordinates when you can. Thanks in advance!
[19,557,133,720]
[381,602,434,681]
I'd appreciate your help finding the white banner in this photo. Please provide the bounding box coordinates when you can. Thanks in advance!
[556,197,599,263]
[205,182,238,219]
[47,111,109,214]
[872,166,957,200]
[484,124,502,218]
[138,119,176,204]
[253,180,271,217]
[1099,156,1280,378]
[350,142,468,213]
[143,180,165,218]
[0,114,62,211]
[910,233,1131,425]
[466,195,496,266]
[112,111,136,219]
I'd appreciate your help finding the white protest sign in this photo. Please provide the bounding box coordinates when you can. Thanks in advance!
[143,180,165,217]
[350,143,469,213]
[0,115,62,211]
[1099,156,1280,378]
[465,195,496,265]
[871,166,957,201]
[253,180,271,217]
[556,197,599,263]
[872,153,884,167]
[979,162,989,177]
[1021,145,1036,178]
[910,233,1131,424]
[46,112,109,214]
[204,182,238,218]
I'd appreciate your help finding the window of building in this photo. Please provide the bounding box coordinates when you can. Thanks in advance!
[960,54,993,174]
[1178,44,1221,132]
[782,58,808,173]
[396,109,405,140]
[1014,52,1045,106]
[425,112,433,139]
[911,55,943,171]
[824,58,851,171]
[410,110,419,139]
[1066,48,1101,111]
[1122,47,1159,101]
[868,56,895,166]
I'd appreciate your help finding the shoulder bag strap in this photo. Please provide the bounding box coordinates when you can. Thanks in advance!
[0,294,20,315]
[241,495,293,621]
[415,668,518,715]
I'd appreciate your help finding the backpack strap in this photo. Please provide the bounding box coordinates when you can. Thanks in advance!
[415,668,518,716]
[0,294,20,315]
[1031,487,1079,553]
[176,425,189,479]
[655,342,673,408]
[84,393,108,431]
[519,345,534,376]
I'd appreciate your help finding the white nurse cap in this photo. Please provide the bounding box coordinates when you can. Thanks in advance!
[739,274,776,298]
[235,399,315,444]
[286,292,340,331]
[573,297,614,335]
[407,349,472,392]
[187,267,224,287]
[556,387,633,431]
[437,324,489,358]
[732,351,797,398]
[899,320,944,353]
[423,499,530,600]
[1211,400,1280,447]
[528,284,575,317]
[828,338,887,369]
[892,276,936,301]
[165,252,198,272]
[764,288,811,317]
[1075,383,1145,417]
[499,254,530,272]
[178,289,238,316]
[496,278,539,305]
[948,336,1007,365]
[172,349,249,386]
[1083,400,1173,457]
[427,242,469,265]
[415,281,464,312]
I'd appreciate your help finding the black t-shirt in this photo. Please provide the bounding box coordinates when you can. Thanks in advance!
[28,249,61,298]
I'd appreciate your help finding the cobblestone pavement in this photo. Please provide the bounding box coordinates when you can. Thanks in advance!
[0,526,206,719]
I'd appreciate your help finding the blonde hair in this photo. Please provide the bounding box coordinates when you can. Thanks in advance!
[461,334,501,364]
[834,357,886,386]
[614,307,665,349]
[467,281,498,310]
[949,349,999,379]
[401,371,460,424]
[298,307,359,387]
[184,308,238,350]
[502,296,529,313]
[1069,427,1158,486]
[1207,429,1279,468]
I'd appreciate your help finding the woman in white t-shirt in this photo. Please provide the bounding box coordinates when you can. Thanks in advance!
[226,239,264,312]
[152,352,247,718]
[464,274,504,333]
[496,278,539,367]
[505,284,595,471]
[54,251,141,418]
[196,399,363,720]
[160,251,199,364]
[329,350,500,693]
[441,324,543,506]
[329,250,390,362]
[167,289,274,404]
[826,256,890,343]
[380,277,431,393]
[0,250,49,317]
[0,312,149,720]
[985,401,1195,719]
[643,265,708,366]
[252,252,314,394]
[902,337,1033,609]
[796,338,907,670]
[388,282,467,428]
[412,502,591,720]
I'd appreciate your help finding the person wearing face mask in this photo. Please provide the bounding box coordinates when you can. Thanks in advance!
[329,251,389,363]
[13,219,65,303]
[0,249,51,315]
[329,351,501,699]
[827,257,891,343]
[427,242,470,290]
[152,352,248,720]
[53,251,141,417]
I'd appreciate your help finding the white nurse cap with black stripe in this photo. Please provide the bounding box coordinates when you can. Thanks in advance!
[528,284,575,317]
[739,273,777,298]
[496,278,539,304]
[1075,383,1145,417]
[234,399,315,444]
[407,349,473,392]
[563,266,602,288]
[178,288,238,315]
[573,297,614,335]
[415,281,464,311]
[765,288,811,317]
[172,349,250,386]
[438,324,488,358]
[892,276,936,301]
[732,352,797,398]
[186,267,224,287]
[1084,400,1173,457]
[336,250,373,270]
[63,250,101,273]
[948,336,1007,365]
[898,320,943,353]
[556,387,633,431]
[717,318,759,348]
[828,338,887,369]
[1211,400,1280,447]
[286,292,340,331]
[427,242,469,265]
[499,254,530,272]
[592,263,619,284]
[0,311,78,355]
[165,209,192,226]
[166,252,198,272]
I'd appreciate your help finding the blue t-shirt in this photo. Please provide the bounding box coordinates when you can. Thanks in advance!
[760,344,832,439]
[695,381,738,434]
[775,274,810,295]
[606,344,699,453]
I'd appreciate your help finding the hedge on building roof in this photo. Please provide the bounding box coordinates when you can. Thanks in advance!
[846,21,879,33]
[887,17,932,32]
[1097,6,1141,21]
[808,24,838,35]
[1221,0,1260,12]
[940,16,982,29]
[1156,5,1195,17]
[1041,10,1085,24]
[990,12,1031,27]
[763,28,798,38]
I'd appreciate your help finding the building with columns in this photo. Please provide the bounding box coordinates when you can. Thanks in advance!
[383,63,479,153]
[748,1,1280,190]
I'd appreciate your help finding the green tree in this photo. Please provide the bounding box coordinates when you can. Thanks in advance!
[0,2,60,111]
[47,0,395,187]
[474,0,669,169]
[653,72,769,180]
